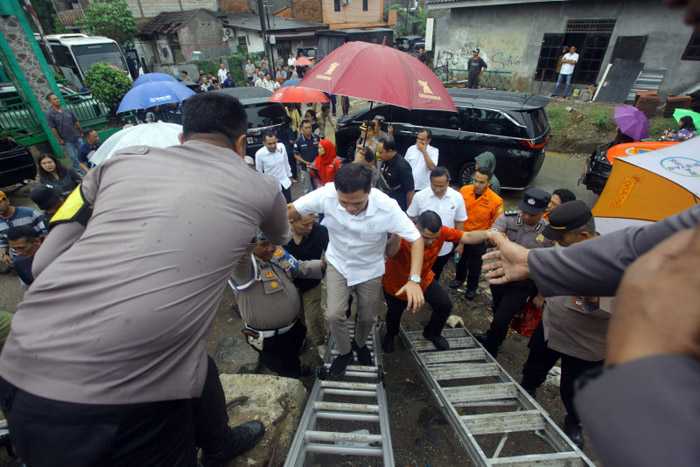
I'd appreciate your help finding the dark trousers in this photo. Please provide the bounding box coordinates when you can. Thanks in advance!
[455,242,488,291]
[384,281,452,338]
[431,252,452,281]
[281,186,292,203]
[285,142,297,179]
[521,323,603,424]
[0,356,230,467]
[485,280,536,357]
[257,320,306,378]
[468,74,480,89]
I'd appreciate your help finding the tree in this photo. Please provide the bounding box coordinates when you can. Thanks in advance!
[81,0,136,46]
[84,63,131,113]
[30,0,59,34]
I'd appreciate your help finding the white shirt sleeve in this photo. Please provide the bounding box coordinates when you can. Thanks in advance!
[404,145,419,167]
[255,149,264,173]
[388,203,421,242]
[294,183,332,215]
[405,191,421,217]
[428,145,439,165]
[454,192,468,222]
[280,144,292,178]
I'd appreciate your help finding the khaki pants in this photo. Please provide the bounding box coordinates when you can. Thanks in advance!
[301,284,326,346]
[326,263,382,355]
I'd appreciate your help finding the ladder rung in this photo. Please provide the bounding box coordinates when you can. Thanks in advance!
[404,327,466,340]
[427,363,501,380]
[305,443,383,457]
[461,410,545,435]
[305,430,383,444]
[413,336,475,351]
[488,452,584,466]
[420,348,486,364]
[315,411,380,423]
[314,401,379,413]
[444,383,519,405]
[320,381,378,390]
[322,388,377,397]
[323,364,378,373]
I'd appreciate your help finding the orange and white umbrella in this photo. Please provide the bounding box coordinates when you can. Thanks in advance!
[593,137,700,234]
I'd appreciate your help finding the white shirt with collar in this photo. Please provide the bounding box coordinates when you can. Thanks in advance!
[560,52,579,75]
[217,68,228,83]
[406,186,467,256]
[294,183,420,286]
[404,144,439,191]
[255,143,292,189]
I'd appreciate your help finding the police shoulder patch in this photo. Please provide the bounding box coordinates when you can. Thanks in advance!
[504,210,518,216]
[49,185,92,229]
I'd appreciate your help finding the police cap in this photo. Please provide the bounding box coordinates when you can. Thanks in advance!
[518,187,550,214]
[543,200,592,241]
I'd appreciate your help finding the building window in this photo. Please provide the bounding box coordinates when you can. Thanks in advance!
[682,32,700,61]
[363,0,368,11]
[334,0,341,12]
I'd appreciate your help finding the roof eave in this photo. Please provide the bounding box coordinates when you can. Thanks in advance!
[427,0,567,10]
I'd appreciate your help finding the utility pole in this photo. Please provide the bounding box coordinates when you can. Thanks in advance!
[256,0,276,79]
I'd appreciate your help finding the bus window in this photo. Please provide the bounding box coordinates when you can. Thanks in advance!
[72,43,129,78]
[50,44,83,90]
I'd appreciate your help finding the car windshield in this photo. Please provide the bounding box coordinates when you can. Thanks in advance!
[245,103,287,128]
[525,108,549,137]
[72,43,128,75]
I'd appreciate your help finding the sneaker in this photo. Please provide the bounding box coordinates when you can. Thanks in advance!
[465,288,477,300]
[448,279,462,289]
[564,415,584,448]
[329,351,353,377]
[202,420,266,467]
[382,334,396,354]
[353,341,373,366]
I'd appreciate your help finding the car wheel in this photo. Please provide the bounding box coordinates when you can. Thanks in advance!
[459,162,476,186]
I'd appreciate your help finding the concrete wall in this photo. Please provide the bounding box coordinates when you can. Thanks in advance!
[432,0,699,95]
[235,30,266,54]
[322,0,384,27]
[126,0,218,18]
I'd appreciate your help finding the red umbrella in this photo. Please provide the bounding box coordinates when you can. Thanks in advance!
[295,56,314,67]
[270,86,329,104]
[298,41,456,112]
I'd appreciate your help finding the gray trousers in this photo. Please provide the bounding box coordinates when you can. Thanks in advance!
[326,263,382,355]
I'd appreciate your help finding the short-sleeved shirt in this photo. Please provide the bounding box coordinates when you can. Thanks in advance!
[294,134,320,164]
[0,207,47,250]
[285,222,329,293]
[559,52,579,75]
[293,183,420,285]
[404,144,439,191]
[492,213,553,249]
[380,155,415,211]
[460,185,503,232]
[543,295,610,362]
[468,57,488,78]
[407,187,467,256]
[78,142,99,166]
[384,226,463,298]
[46,108,80,143]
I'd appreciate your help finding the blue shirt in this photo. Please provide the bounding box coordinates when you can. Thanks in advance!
[293,134,319,164]
[78,141,99,166]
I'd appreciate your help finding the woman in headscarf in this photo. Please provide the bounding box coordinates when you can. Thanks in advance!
[312,139,342,187]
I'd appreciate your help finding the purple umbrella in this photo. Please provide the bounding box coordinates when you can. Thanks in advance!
[614,105,649,141]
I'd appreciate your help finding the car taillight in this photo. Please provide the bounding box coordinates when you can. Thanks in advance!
[519,136,548,150]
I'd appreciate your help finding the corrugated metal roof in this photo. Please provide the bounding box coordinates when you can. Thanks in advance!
[139,9,216,35]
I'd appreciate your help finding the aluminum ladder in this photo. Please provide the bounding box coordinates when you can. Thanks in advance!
[400,326,596,467]
[284,322,395,466]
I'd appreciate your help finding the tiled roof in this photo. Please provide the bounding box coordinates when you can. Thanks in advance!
[139,9,215,35]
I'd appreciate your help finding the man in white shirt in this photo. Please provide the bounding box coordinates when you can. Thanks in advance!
[407,167,467,280]
[553,46,579,98]
[287,55,296,68]
[217,63,228,85]
[261,74,279,92]
[404,129,439,191]
[255,132,293,202]
[289,163,425,377]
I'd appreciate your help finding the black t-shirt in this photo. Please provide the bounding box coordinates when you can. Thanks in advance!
[285,223,329,293]
[468,57,487,77]
[380,155,415,211]
[294,134,320,164]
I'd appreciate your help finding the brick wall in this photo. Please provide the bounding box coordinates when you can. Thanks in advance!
[322,0,383,26]
[291,0,323,23]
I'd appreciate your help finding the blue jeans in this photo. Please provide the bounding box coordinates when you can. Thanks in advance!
[553,73,573,97]
[63,140,82,172]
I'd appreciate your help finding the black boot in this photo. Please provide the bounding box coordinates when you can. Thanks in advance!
[329,351,354,377]
[202,421,266,467]
[382,334,396,354]
[423,329,450,351]
[352,341,373,366]
[564,415,584,448]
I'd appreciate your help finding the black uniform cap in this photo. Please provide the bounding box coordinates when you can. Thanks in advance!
[518,187,550,214]
[543,200,593,241]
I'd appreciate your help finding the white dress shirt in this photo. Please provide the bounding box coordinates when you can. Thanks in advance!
[217,68,228,83]
[404,144,439,191]
[294,184,420,285]
[407,186,467,256]
[255,143,292,189]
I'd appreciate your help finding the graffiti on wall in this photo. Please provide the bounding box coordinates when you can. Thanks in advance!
[436,37,524,72]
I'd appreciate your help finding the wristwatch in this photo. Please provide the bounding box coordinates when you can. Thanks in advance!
[409,274,421,284]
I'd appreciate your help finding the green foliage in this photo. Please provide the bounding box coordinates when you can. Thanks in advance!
[390,2,428,36]
[30,0,58,33]
[81,0,136,46]
[84,63,131,112]
[52,15,67,34]
[649,117,677,138]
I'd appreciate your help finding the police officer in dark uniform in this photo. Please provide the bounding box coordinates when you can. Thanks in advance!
[378,136,415,211]
[293,119,320,193]
[477,187,553,357]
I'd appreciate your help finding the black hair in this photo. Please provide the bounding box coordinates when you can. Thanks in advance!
[417,128,432,139]
[474,165,492,178]
[335,163,373,193]
[680,116,696,131]
[552,188,576,204]
[182,92,247,144]
[36,153,67,179]
[380,136,397,152]
[263,130,277,140]
[6,225,39,242]
[430,166,450,181]
[416,210,442,233]
[45,92,56,100]
[361,147,375,163]
[85,128,97,136]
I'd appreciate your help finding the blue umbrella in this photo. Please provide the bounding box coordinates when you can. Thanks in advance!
[133,72,177,87]
[117,81,195,113]
[282,78,300,87]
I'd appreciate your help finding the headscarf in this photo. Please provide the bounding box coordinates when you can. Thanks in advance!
[314,139,341,185]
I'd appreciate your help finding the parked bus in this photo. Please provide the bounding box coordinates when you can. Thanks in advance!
[44,34,130,90]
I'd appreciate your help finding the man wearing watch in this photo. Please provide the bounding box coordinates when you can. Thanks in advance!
[383,210,493,353]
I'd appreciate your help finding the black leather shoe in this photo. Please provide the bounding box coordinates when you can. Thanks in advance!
[448,279,462,289]
[564,415,584,448]
[465,288,477,300]
[329,351,354,377]
[382,334,396,354]
[202,420,266,467]
[427,334,450,351]
[353,342,373,366]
